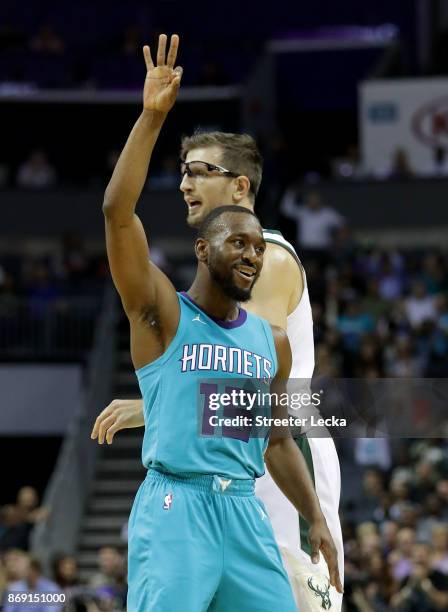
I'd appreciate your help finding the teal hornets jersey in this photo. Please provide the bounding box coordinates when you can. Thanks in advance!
[136,292,278,480]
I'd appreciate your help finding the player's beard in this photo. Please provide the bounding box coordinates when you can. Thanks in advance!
[208,262,254,302]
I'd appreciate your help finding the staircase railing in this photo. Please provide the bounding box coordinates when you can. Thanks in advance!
[31,284,118,570]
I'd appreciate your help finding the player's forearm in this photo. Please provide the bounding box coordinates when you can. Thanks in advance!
[265,437,323,524]
[103,110,167,221]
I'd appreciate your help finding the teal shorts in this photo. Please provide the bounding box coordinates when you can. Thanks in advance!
[127,469,296,611]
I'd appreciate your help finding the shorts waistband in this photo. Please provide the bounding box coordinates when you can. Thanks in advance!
[147,469,255,496]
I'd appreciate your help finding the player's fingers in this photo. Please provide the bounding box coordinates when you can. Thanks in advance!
[322,544,343,592]
[169,76,181,95]
[106,422,122,445]
[166,34,179,68]
[143,45,154,71]
[310,536,320,564]
[173,66,183,80]
[157,33,167,66]
[328,562,343,593]
[98,414,117,445]
[91,406,113,439]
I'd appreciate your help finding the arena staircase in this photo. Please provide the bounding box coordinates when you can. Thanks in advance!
[77,313,145,582]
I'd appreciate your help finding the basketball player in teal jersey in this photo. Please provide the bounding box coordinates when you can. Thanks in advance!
[104,195,340,610]
[93,34,344,610]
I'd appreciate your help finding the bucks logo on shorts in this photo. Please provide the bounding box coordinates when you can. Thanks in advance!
[307,576,332,609]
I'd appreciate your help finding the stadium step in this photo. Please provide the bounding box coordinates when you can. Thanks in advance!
[76,320,144,582]
[88,497,134,513]
[97,458,145,473]
[94,479,142,494]
[79,533,126,548]
[84,516,129,531]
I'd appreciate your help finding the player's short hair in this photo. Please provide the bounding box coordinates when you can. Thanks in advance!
[197,205,259,241]
[180,131,263,201]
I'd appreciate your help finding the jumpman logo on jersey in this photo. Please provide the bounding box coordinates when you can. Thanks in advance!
[192,314,207,325]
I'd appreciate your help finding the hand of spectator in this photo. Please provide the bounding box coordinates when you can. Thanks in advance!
[351,587,374,612]
[142,34,182,114]
[409,563,428,584]
[28,506,50,524]
[91,399,145,444]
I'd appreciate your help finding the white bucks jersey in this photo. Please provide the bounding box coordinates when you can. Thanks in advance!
[262,230,315,379]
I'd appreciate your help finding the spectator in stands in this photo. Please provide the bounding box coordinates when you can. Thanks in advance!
[16,487,49,526]
[52,554,81,590]
[336,299,375,353]
[280,189,345,254]
[377,254,405,300]
[421,252,447,295]
[389,527,416,581]
[385,335,424,377]
[330,224,357,264]
[436,480,448,514]
[411,460,440,504]
[0,506,32,552]
[89,547,126,608]
[22,260,62,322]
[16,150,57,190]
[404,281,437,329]
[361,279,389,324]
[4,556,62,612]
[423,145,448,177]
[386,147,415,180]
[431,523,448,575]
[353,469,386,524]
[1,549,29,585]
[390,542,448,609]
[30,23,65,54]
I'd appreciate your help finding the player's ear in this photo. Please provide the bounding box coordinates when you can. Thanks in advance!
[195,238,209,262]
[233,175,251,203]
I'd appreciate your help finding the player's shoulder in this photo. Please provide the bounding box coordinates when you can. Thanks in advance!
[262,228,301,268]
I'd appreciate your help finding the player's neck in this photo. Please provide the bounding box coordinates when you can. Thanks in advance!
[187,279,240,322]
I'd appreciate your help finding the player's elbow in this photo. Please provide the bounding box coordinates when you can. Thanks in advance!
[102,195,132,226]
[102,192,118,217]
[265,437,285,467]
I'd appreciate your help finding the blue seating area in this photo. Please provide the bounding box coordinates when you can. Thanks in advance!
[0,1,416,89]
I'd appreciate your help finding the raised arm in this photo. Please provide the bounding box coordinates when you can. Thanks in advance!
[103,34,183,369]
[265,327,343,594]
[104,34,182,222]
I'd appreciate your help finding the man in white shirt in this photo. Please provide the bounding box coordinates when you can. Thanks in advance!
[280,189,345,251]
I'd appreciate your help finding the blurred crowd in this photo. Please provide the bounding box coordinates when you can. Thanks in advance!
[280,187,448,610]
[341,441,448,611]
[0,19,240,91]
[0,232,108,358]
[1,486,127,610]
[281,189,448,380]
